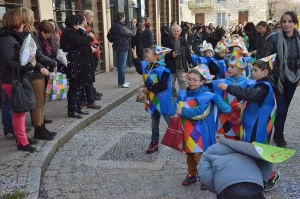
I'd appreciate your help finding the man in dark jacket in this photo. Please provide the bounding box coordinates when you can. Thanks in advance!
[77,14,101,110]
[163,24,193,97]
[60,15,95,118]
[110,12,137,88]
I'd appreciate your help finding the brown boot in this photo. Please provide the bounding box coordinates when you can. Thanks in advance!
[87,103,101,109]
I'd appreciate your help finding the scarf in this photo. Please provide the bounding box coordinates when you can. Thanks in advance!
[277,29,300,83]
[38,32,52,57]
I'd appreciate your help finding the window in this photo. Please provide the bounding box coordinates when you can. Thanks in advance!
[217,13,226,26]
[217,0,226,3]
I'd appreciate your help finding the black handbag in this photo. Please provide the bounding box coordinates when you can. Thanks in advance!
[11,64,36,112]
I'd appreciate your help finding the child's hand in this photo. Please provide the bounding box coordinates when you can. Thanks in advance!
[218,83,228,91]
[143,87,149,94]
[189,63,193,68]
[132,46,137,59]
[176,107,182,115]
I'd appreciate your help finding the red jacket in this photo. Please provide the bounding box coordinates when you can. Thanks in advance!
[86,24,100,58]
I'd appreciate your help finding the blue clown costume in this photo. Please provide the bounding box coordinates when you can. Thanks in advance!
[174,64,231,186]
[225,54,278,144]
[191,41,213,67]
[212,47,254,140]
[133,46,173,154]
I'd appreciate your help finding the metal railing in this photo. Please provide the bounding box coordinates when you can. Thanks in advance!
[188,0,212,9]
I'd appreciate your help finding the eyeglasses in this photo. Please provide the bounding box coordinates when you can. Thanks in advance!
[186,78,201,82]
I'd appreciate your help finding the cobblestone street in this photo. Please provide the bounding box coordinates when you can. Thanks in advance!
[39,91,300,199]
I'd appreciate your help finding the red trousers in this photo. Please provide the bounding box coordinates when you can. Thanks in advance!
[1,84,29,146]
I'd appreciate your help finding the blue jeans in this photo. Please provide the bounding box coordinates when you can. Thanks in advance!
[151,114,171,142]
[217,183,265,199]
[115,51,128,85]
[274,80,297,141]
[1,88,13,135]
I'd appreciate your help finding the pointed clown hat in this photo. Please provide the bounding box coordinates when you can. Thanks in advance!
[225,35,250,56]
[214,39,227,53]
[184,64,215,83]
[259,53,277,69]
[201,40,214,52]
[227,47,248,69]
[155,46,172,60]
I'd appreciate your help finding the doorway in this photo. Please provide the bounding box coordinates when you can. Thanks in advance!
[195,13,205,25]
[238,11,248,25]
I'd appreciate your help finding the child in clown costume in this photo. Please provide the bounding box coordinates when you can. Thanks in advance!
[132,45,173,154]
[218,54,282,191]
[210,40,228,79]
[212,47,254,141]
[174,64,231,186]
[191,40,214,67]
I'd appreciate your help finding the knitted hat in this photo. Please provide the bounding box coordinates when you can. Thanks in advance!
[155,46,172,60]
[259,53,277,69]
[201,40,214,52]
[227,47,248,69]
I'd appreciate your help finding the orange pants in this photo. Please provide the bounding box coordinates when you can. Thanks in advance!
[186,153,202,176]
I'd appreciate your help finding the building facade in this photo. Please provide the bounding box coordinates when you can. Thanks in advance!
[183,0,268,26]
[0,0,180,73]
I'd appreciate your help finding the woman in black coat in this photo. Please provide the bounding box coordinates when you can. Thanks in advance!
[252,21,271,59]
[140,23,153,49]
[60,15,94,118]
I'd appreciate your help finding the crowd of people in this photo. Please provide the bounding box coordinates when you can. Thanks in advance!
[1,6,299,199]
[127,10,300,199]
[0,8,103,152]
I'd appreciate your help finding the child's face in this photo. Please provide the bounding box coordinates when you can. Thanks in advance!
[187,73,204,90]
[144,50,157,62]
[227,64,243,77]
[205,50,214,58]
[217,51,226,58]
[252,65,268,80]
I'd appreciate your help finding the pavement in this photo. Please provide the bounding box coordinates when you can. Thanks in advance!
[38,94,300,198]
[0,68,142,199]
[1,66,300,199]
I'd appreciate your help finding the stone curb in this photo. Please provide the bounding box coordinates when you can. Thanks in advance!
[25,84,141,199]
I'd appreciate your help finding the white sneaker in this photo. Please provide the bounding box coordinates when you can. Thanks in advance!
[124,82,130,85]
[119,84,129,88]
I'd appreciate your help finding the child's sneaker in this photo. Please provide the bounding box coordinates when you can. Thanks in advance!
[200,183,207,190]
[264,172,280,192]
[182,174,197,186]
[146,141,158,154]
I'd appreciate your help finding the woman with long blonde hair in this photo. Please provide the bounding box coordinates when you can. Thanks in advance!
[17,7,57,140]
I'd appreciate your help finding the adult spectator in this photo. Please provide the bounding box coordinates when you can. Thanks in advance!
[77,14,101,110]
[0,10,37,152]
[231,25,243,37]
[18,7,55,140]
[60,15,94,118]
[243,22,257,52]
[132,23,145,60]
[48,19,61,55]
[192,25,203,54]
[140,22,153,49]
[206,28,226,48]
[110,12,137,88]
[83,10,102,100]
[274,21,281,32]
[160,24,170,45]
[181,22,193,53]
[252,21,271,59]
[163,24,193,97]
[262,11,300,147]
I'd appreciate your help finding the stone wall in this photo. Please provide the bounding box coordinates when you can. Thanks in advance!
[180,0,195,23]
[186,0,268,26]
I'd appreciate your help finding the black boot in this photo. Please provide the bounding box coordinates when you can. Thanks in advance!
[44,115,53,124]
[17,144,36,152]
[27,138,38,145]
[42,124,57,136]
[34,126,54,140]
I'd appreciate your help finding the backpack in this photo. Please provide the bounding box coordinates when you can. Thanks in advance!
[107,28,114,43]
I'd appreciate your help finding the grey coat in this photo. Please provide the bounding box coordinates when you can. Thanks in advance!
[198,143,273,194]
